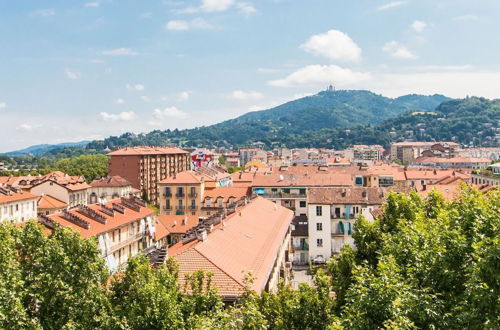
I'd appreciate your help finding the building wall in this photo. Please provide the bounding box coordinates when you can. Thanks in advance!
[0,198,38,223]
[31,181,70,204]
[307,204,332,262]
[158,182,204,216]
[266,228,291,292]
[89,185,133,204]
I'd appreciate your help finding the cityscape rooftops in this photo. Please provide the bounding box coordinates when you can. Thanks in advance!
[0,186,39,204]
[308,186,411,205]
[90,175,132,187]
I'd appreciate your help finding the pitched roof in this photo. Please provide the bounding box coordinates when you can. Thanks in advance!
[47,198,153,239]
[308,187,411,205]
[91,175,132,187]
[158,171,204,184]
[157,214,200,234]
[107,146,188,156]
[0,188,38,204]
[203,187,250,202]
[37,194,67,209]
[170,197,293,298]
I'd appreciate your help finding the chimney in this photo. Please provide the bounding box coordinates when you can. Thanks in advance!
[196,228,208,242]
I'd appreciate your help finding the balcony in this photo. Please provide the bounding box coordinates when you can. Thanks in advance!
[201,205,222,210]
[175,193,185,198]
[176,205,185,210]
[107,232,144,254]
[163,192,172,197]
[261,192,306,199]
[188,205,197,210]
[188,192,198,198]
[163,205,172,210]
[293,242,309,251]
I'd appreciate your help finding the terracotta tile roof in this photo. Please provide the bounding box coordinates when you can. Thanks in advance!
[171,197,293,298]
[91,175,132,187]
[251,172,352,187]
[414,157,491,164]
[417,185,461,201]
[203,187,250,202]
[107,146,188,156]
[37,194,67,209]
[308,187,411,205]
[158,171,204,184]
[157,214,200,234]
[405,169,470,180]
[47,198,153,239]
[0,188,39,204]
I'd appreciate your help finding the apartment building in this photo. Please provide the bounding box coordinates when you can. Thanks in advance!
[108,146,190,205]
[89,175,138,204]
[0,186,38,223]
[169,196,293,301]
[412,157,491,170]
[307,187,409,263]
[158,171,206,216]
[239,148,260,166]
[457,147,500,160]
[42,196,155,272]
[350,145,385,161]
[31,178,89,208]
[390,142,459,163]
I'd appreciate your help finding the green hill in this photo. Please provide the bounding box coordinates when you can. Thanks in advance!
[87,90,450,150]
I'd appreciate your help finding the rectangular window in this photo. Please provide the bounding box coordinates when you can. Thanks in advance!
[316,223,323,231]
[316,206,322,216]
[317,239,323,247]
[299,201,306,208]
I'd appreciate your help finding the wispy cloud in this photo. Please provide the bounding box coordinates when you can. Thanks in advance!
[126,84,145,91]
[17,123,40,131]
[29,8,55,17]
[268,65,370,87]
[64,69,80,80]
[178,91,191,101]
[383,41,417,59]
[229,90,264,100]
[411,20,427,33]
[0,102,6,110]
[84,2,100,8]
[377,1,408,11]
[114,98,125,104]
[153,107,188,119]
[165,18,214,30]
[100,111,135,121]
[236,2,257,15]
[102,48,139,56]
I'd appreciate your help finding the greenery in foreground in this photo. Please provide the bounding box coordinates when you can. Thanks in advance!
[0,187,498,329]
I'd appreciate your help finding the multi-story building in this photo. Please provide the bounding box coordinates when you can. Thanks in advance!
[350,145,384,161]
[0,185,38,223]
[306,187,409,263]
[471,163,500,186]
[239,148,260,166]
[107,146,190,205]
[42,196,155,272]
[30,173,90,208]
[169,196,293,301]
[89,175,138,204]
[390,142,459,163]
[457,147,500,160]
[37,194,67,216]
[412,157,491,170]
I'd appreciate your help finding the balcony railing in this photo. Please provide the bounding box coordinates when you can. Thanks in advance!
[164,205,172,210]
[163,192,172,197]
[175,193,185,198]
[201,205,222,210]
[107,232,144,254]
[261,192,306,198]
[176,205,185,210]
[189,205,197,210]
[189,192,198,198]
[293,243,309,251]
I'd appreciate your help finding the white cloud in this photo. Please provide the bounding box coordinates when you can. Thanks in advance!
[230,90,264,101]
[383,41,417,59]
[29,8,55,17]
[100,111,135,121]
[165,18,214,30]
[268,65,371,87]
[0,102,6,110]
[300,30,362,62]
[84,2,100,7]
[153,107,188,119]
[17,124,36,131]
[237,2,256,15]
[64,69,80,80]
[377,1,408,11]
[102,48,139,56]
[114,98,125,104]
[453,15,478,21]
[126,84,145,91]
[411,20,427,33]
[141,96,150,102]
[200,0,235,12]
[178,91,190,101]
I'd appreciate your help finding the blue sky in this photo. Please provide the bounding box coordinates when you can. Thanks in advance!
[1,0,500,152]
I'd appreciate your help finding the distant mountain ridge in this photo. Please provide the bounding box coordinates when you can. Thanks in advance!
[86,90,451,151]
[4,141,90,156]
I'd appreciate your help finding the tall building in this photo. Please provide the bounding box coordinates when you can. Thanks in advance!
[107,146,190,204]
[390,142,459,164]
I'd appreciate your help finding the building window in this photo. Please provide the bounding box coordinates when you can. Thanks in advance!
[316,206,322,216]
[317,239,323,247]
[299,201,306,208]
[316,223,323,231]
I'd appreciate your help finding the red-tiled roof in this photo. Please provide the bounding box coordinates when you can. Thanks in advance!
[203,187,250,202]
[157,214,200,234]
[91,175,132,187]
[0,189,39,204]
[47,199,153,239]
[37,194,67,209]
[308,187,411,205]
[171,197,293,298]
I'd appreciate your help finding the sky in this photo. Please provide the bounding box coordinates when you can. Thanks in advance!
[1,0,500,152]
